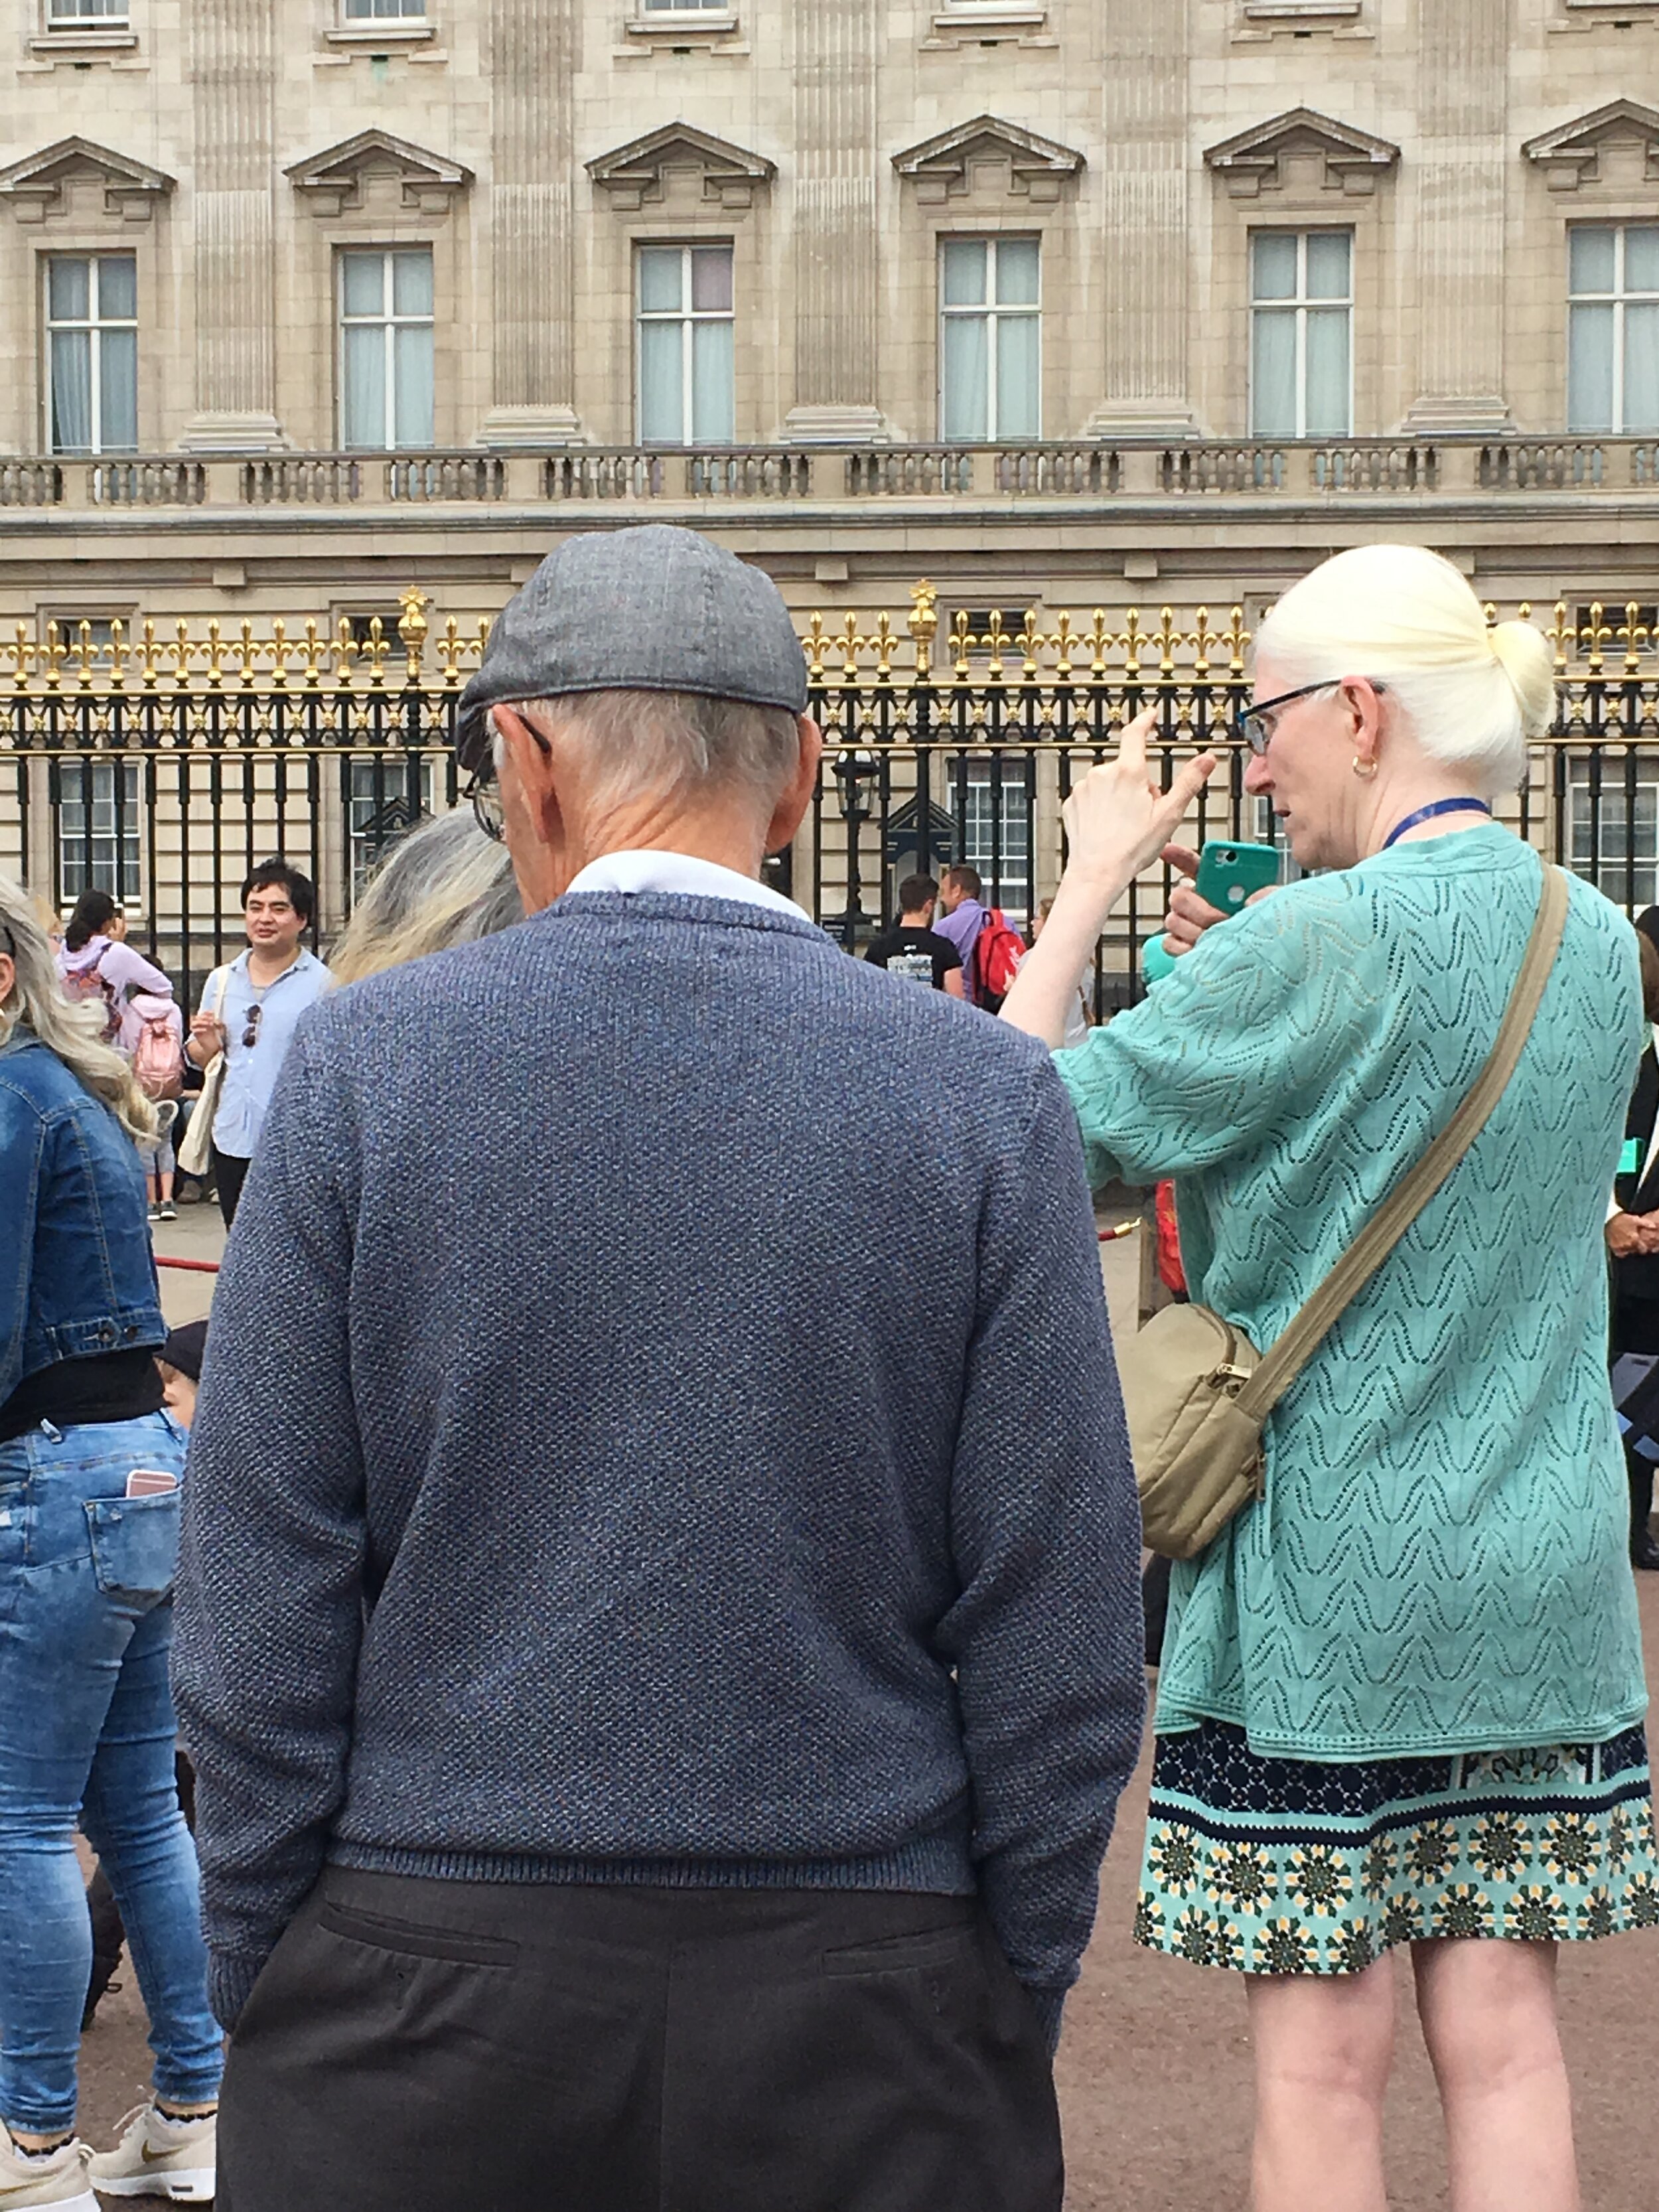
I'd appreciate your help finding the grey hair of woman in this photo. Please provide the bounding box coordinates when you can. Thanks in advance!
[327,809,524,987]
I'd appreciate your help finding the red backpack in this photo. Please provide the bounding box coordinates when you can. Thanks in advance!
[973,909,1026,1009]
[130,993,184,1100]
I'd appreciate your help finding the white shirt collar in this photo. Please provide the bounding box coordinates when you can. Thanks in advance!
[562,849,805,921]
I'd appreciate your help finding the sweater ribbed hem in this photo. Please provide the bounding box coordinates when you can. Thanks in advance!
[326,1835,979,1895]
[208,1950,268,2033]
[1023,1986,1066,2059]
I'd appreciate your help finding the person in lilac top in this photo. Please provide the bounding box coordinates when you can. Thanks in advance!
[933,864,987,1001]
[56,890,174,1056]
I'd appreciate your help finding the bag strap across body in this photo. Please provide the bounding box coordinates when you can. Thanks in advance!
[1236,863,1571,1424]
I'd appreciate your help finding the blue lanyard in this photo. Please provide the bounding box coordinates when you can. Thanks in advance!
[1380,798,1492,851]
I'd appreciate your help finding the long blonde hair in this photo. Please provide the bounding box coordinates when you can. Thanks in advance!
[0,875,157,1142]
[328,810,522,986]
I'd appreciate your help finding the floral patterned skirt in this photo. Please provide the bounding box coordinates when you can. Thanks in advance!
[1135,1719,1659,1975]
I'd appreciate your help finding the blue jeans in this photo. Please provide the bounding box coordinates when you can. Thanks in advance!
[0,1412,222,2132]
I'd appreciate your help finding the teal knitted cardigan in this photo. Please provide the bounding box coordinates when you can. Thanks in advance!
[1058,824,1650,1761]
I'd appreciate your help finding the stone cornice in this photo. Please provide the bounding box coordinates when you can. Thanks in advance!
[1203,107,1400,197]
[284,129,472,217]
[0,136,175,224]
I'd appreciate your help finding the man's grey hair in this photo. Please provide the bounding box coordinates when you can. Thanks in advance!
[496,690,802,821]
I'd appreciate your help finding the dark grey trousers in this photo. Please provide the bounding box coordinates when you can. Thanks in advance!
[216,1868,1063,2212]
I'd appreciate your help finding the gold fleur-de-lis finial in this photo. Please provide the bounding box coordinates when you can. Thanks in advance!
[1120,609,1151,682]
[1048,609,1077,683]
[803,611,828,684]
[1546,601,1571,674]
[870,612,896,679]
[1581,601,1613,674]
[981,609,1013,684]
[1189,607,1222,682]
[1152,607,1181,681]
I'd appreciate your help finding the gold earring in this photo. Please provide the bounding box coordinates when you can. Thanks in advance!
[1352,756,1378,780]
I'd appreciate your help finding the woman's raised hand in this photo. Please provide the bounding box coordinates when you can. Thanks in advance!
[1061,709,1218,897]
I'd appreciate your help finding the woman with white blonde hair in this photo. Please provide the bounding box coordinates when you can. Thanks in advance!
[1004,544,1654,2212]
[327,807,522,988]
[0,877,222,2207]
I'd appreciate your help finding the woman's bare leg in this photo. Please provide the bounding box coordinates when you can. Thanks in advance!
[1247,1958,1396,2212]
[1413,1939,1579,2212]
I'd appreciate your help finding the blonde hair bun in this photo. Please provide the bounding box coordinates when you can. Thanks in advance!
[1488,620,1555,743]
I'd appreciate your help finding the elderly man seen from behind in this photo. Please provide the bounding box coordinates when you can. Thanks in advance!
[174,525,1145,2212]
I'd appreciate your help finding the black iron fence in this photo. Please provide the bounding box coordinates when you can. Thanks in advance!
[3,588,1658,1013]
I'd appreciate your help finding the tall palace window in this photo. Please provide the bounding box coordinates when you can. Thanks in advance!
[1568,226,1659,435]
[338,248,435,450]
[636,244,735,445]
[1249,230,1352,439]
[938,236,1041,443]
[46,255,137,455]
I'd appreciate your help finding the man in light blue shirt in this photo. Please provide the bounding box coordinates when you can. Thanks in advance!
[186,860,330,1227]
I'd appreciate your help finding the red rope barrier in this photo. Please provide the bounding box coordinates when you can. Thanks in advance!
[154,1255,221,1274]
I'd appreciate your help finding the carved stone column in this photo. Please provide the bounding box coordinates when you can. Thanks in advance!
[478,0,582,445]
[1085,0,1196,437]
[783,0,886,442]
[180,0,285,450]
[1402,0,1511,430]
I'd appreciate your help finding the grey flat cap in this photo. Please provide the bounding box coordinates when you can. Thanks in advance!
[455,525,809,774]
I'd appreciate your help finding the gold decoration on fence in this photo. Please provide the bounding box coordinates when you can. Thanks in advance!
[0,593,1652,728]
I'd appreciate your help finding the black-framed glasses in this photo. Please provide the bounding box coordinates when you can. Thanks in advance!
[466,712,553,844]
[1236,678,1384,756]
[242,1003,262,1051]
[468,773,506,844]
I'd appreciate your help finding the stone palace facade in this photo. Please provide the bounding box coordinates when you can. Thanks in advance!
[0,0,1656,640]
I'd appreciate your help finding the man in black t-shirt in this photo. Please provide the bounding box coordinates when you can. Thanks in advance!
[864,875,966,997]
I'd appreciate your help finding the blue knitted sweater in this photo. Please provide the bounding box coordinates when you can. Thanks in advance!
[173,892,1146,2041]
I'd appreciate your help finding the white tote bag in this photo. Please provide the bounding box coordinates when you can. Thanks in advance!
[176,966,231,1180]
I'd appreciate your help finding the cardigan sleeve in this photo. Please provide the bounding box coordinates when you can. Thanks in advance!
[1055,878,1376,1189]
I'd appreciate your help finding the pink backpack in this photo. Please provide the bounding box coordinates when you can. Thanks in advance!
[130,993,184,1101]
[61,956,119,1041]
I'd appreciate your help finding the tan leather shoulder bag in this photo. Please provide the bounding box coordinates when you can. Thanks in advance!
[1123,865,1571,1560]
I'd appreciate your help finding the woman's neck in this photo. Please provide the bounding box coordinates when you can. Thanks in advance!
[1357,781,1492,861]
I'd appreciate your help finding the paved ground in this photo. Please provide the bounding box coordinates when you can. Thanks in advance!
[74,1206,1659,2205]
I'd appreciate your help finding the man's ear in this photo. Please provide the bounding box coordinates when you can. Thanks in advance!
[766,714,824,855]
[492,703,569,909]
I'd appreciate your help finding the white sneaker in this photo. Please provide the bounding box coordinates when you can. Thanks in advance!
[86,2106,215,2203]
[0,2128,97,2212]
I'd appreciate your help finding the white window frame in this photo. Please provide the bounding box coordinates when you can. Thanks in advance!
[1567,225,1659,437]
[337,248,435,453]
[638,0,729,10]
[634,243,735,447]
[45,0,129,21]
[56,758,142,903]
[937,235,1043,444]
[44,254,138,457]
[1567,755,1659,909]
[340,0,427,17]
[1248,228,1354,439]
[956,761,1033,924]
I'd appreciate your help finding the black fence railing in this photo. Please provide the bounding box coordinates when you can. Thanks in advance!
[3,592,1656,1012]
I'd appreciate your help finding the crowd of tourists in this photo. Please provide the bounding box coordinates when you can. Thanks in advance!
[0,524,1653,2212]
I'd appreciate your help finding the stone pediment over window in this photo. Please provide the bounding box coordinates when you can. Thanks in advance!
[0,137,175,225]
[1522,101,1659,192]
[892,115,1084,204]
[284,131,472,218]
[1202,108,1400,198]
[586,125,776,212]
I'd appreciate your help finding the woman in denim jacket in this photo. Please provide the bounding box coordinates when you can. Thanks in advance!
[0,879,220,2209]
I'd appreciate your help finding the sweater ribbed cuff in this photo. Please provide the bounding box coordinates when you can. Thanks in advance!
[1022,1985,1066,2059]
[208,1948,270,2033]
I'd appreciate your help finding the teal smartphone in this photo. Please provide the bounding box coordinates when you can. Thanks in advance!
[1193,838,1280,917]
